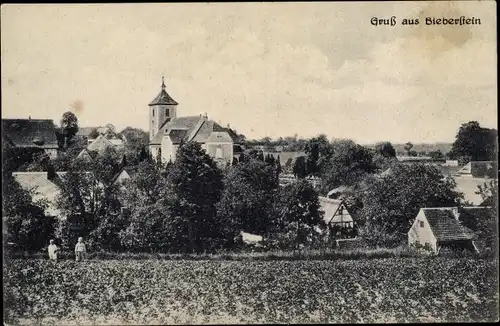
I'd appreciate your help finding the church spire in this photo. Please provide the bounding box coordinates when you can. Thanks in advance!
[161,76,166,90]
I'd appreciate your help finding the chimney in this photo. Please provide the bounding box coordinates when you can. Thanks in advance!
[450,207,460,220]
[29,115,31,120]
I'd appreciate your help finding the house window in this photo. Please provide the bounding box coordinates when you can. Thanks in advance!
[419,221,424,228]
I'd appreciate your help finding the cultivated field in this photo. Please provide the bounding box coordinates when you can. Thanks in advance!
[3,258,498,325]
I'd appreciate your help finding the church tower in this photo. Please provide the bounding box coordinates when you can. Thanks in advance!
[148,76,178,140]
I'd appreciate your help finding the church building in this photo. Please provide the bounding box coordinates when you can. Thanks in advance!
[148,77,239,165]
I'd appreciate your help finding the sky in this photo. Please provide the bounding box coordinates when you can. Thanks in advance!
[1,2,497,144]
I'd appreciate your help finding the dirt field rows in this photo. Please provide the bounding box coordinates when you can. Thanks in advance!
[3,258,498,324]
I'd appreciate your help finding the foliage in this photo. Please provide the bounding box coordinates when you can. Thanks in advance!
[2,174,56,251]
[293,156,307,179]
[359,164,463,247]
[217,156,279,238]
[448,121,498,164]
[4,258,498,324]
[403,142,413,156]
[374,142,396,158]
[161,142,225,253]
[117,127,149,167]
[429,149,445,161]
[272,179,325,249]
[60,111,79,145]
[320,140,377,193]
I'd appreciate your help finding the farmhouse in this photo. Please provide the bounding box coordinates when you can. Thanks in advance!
[12,170,97,219]
[319,197,357,239]
[147,77,240,165]
[408,207,480,254]
[1,118,59,159]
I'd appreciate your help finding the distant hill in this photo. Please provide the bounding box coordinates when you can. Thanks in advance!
[364,142,453,155]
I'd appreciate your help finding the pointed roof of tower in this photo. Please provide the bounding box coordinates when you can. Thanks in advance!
[149,76,178,106]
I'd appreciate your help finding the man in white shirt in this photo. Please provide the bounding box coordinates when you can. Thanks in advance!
[75,237,86,262]
[48,239,58,261]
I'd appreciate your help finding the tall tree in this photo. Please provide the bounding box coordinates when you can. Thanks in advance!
[162,142,224,253]
[320,140,376,192]
[375,142,396,158]
[293,156,307,179]
[217,156,279,238]
[273,179,324,249]
[359,163,462,247]
[449,121,498,164]
[60,111,79,145]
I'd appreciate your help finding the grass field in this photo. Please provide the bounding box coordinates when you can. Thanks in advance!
[3,258,498,325]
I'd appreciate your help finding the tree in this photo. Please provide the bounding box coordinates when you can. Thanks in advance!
[60,111,79,145]
[429,149,445,161]
[320,140,376,193]
[293,156,307,179]
[375,142,396,158]
[162,142,225,253]
[304,134,333,176]
[404,142,413,156]
[2,174,56,251]
[118,127,149,167]
[359,163,463,247]
[272,179,324,249]
[448,121,498,164]
[217,156,279,239]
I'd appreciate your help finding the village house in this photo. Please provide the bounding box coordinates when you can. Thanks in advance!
[319,196,357,238]
[147,77,241,165]
[11,170,99,219]
[76,134,125,161]
[407,206,493,254]
[1,118,59,159]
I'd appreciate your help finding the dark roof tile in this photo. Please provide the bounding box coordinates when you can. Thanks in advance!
[1,119,58,149]
[424,208,475,242]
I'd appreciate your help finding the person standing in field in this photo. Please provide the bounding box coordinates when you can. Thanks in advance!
[75,237,87,262]
[48,239,59,261]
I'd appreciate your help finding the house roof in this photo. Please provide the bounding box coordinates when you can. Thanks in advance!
[453,176,489,206]
[13,171,95,217]
[458,161,496,177]
[422,208,475,242]
[1,119,58,149]
[318,197,354,225]
[149,79,178,106]
[87,135,115,153]
[76,127,96,137]
[150,116,234,146]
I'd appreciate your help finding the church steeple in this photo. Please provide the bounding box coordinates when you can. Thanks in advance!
[149,76,178,106]
[148,76,178,141]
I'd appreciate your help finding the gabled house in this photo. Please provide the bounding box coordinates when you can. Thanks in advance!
[453,176,491,206]
[12,170,96,219]
[408,207,478,254]
[1,118,59,158]
[319,197,357,239]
